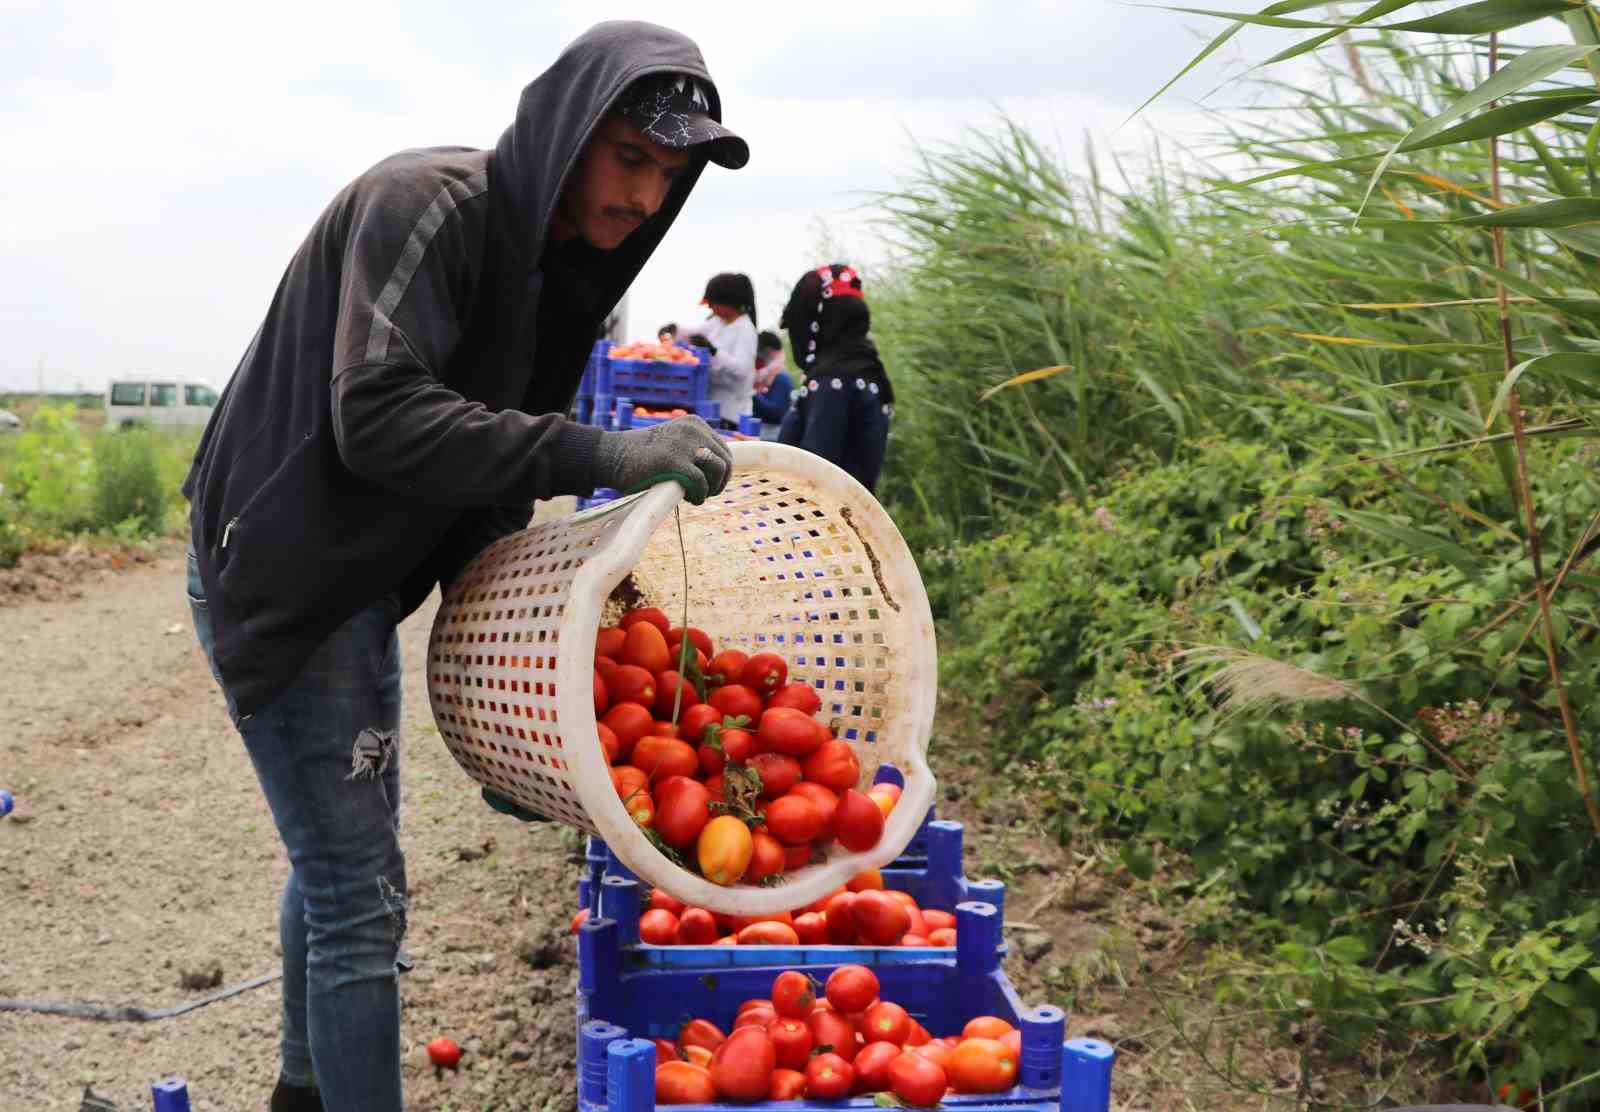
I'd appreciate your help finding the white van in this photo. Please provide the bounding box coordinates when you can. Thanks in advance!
[105,379,219,430]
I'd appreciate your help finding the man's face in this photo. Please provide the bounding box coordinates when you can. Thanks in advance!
[553,115,692,250]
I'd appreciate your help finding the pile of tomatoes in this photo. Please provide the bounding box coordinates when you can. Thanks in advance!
[653,964,1022,1105]
[609,340,702,365]
[572,868,956,947]
[595,607,897,888]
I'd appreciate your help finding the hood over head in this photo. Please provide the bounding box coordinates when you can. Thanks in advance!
[491,21,739,306]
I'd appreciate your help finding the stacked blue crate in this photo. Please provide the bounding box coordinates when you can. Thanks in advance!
[573,901,1114,1112]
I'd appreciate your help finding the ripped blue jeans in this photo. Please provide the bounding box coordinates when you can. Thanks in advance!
[187,552,406,1108]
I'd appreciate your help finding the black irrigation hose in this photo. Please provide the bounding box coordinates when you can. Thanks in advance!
[0,971,282,1022]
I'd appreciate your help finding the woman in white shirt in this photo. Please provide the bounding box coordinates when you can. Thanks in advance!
[692,272,758,427]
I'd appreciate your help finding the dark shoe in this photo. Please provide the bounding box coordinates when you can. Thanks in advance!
[270,1079,324,1112]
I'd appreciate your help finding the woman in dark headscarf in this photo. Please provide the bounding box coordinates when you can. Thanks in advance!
[777,263,894,492]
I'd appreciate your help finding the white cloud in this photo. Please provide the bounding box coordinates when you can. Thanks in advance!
[1,0,1304,392]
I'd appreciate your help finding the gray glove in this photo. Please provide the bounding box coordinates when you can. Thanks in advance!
[594,416,733,505]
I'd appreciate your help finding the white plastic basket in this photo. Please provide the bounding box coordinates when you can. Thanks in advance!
[425,441,937,915]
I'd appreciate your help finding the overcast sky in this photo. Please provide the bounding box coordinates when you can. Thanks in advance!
[3,0,1300,394]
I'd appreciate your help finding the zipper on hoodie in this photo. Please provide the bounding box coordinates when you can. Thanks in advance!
[221,516,239,549]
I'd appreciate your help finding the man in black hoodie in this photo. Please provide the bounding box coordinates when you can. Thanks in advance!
[182,23,746,1111]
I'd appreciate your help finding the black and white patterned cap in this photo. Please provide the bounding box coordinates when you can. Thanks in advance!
[615,73,749,169]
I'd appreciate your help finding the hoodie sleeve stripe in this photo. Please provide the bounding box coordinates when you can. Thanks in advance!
[364,169,489,363]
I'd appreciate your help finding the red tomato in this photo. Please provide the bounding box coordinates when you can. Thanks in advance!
[639,908,680,945]
[870,780,903,803]
[905,1021,932,1047]
[764,793,822,845]
[678,1017,727,1052]
[963,1016,1015,1041]
[733,1005,778,1029]
[653,776,713,848]
[654,1037,678,1064]
[904,906,929,938]
[697,816,754,885]
[766,1016,814,1070]
[783,842,814,870]
[740,651,788,693]
[676,907,718,946]
[612,762,648,795]
[595,627,627,660]
[804,1052,854,1100]
[594,655,618,679]
[593,670,610,716]
[605,664,657,707]
[653,670,701,719]
[682,1044,713,1068]
[1000,1029,1022,1060]
[623,622,671,672]
[601,702,655,753]
[767,682,822,715]
[677,702,723,742]
[648,889,687,916]
[928,927,957,947]
[770,970,817,1018]
[786,782,839,840]
[632,736,699,783]
[911,1041,952,1071]
[651,720,681,737]
[921,909,956,933]
[900,934,931,948]
[706,649,749,685]
[852,1041,901,1093]
[756,706,826,757]
[570,907,590,934]
[861,1001,911,1046]
[852,890,911,945]
[668,625,715,659]
[889,1051,947,1106]
[625,790,654,828]
[836,788,886,852]
[846,868,884,892]
[948,1037,1018,1094]
[748,752,802,798]
[801,739,861,792]
[793,911,829,944]
[767,1068,806,1101]
[824,964,879,1013]
[656,1060,716,1104]
[620,606,670,633]
[698,725,754,777]
[597,723,621,765]
[738,921,801,945]
[701,773,726,801]
[823,892,859,943]
[806,1009,858,1062]
[709,683,764,722]
[743,831,786,883]
[709,1026,777,1102]
[868,787,899,818]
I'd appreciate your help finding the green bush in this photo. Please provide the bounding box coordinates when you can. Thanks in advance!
[3,403,94,532]
[933,434,1600,1101]
[93,425,169,536]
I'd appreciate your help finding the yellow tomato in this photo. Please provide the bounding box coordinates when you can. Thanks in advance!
[697,815,755,885]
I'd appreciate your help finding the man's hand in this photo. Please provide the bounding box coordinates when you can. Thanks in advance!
[594,416,733,504]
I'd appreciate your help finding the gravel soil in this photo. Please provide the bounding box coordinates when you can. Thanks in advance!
[0,535,1466,1111]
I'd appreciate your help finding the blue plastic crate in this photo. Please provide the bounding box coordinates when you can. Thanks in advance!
[601,350,712,409]
[574,902,1113,1112]
[584,818,1006,961]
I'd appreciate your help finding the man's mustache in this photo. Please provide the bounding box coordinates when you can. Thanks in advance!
[605,206,647,225]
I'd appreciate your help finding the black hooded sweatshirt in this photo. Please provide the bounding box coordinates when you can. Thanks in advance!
[183,22,728,720]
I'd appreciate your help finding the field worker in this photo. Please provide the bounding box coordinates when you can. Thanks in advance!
[750,329,793,440]
[695,271,759,426]
[181,22,746,1112]
[778,263,893,492]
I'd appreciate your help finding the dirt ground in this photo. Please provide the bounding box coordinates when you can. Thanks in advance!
[0,537,1468,1111]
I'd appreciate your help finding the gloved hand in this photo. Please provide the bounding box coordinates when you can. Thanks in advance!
[482,787,547,823]
[594,416,733,505]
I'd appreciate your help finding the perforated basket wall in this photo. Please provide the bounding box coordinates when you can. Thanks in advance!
[426,441,937,915]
